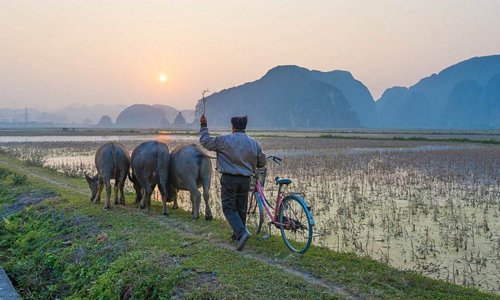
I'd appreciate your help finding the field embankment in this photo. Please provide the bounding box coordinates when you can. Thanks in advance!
[0,152,497,299]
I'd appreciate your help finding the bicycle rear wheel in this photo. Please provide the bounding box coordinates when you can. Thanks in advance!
[278,195,313,253]
[247,192,264,235]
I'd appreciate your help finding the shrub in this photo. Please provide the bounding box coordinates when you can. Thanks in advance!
[12,174,27,185]
[0,167,12,180]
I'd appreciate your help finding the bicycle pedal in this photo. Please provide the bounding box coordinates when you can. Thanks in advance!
[262,234,271,240]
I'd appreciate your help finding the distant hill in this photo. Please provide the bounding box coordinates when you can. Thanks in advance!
[443,74,500,129]
[194,65,367,129]
[0,104,126,126]
[152,105,195,124]
[152,105,179,124]
[0,108,71,124]
[180,109,195,123]
[377,55,500,129]
[0,103,193,128]
[310,69,376,126]
[115,104,166,128]
[115,104,195,128]
[54,104,126,124]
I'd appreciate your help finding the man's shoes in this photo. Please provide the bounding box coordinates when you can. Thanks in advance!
[236,229,251,251]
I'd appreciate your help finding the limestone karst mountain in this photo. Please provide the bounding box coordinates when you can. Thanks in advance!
[377,55,500,129]
[194,65,365,129]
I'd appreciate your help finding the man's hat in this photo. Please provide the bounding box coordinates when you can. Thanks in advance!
[231,116,247,130]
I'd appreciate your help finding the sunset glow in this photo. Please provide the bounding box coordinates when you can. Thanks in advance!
[159,73,167,83]
[1,1,499,110]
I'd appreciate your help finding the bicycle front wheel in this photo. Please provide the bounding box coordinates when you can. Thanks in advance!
[278,195,313,253]
[247,192,264,235]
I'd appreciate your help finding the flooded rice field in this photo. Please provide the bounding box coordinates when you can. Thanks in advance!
[1,132,499,293]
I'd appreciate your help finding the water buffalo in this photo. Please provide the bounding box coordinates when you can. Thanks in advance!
[85,142,130,210]
[129,141,170,215]
[168,144,213,220]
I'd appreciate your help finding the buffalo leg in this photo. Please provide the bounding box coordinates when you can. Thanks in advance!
[203,188,212,221]
[190,189,201,220]
[104,178,112,209]
[94,176,104,203]
[139,188,145,205]
[158,181,168,216]
[119,176,126,205]
[172,191,179,209]
[202,174,212,220]
[114,180,119,205]
[136,188,143,204]
[148,183,157,208]
[140,185,152,210]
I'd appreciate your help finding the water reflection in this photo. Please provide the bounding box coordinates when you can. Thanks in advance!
[0,134,197,143]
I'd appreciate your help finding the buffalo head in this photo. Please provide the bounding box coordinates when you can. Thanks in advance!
[85,173,101,202]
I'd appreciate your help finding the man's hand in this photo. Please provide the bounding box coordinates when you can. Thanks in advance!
[200,114,207,127]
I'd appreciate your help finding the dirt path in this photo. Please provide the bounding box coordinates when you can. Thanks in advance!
[150,211,359,299]
[0,157,361,299]
[1,191,57,219]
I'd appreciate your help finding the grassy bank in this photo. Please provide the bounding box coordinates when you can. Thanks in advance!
[0,153,497,299]
[319,133,500,145]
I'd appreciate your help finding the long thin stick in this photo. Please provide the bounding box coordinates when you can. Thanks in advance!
[201,88,210,116]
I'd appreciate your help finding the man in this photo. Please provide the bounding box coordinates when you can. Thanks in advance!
[199,115,266,250]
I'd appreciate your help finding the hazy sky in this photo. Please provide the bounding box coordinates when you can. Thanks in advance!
[1,0,500,111]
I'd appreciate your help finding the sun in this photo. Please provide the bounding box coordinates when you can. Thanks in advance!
[159,73,167,83]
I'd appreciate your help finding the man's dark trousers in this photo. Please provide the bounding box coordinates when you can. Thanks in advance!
[221,174,251,240]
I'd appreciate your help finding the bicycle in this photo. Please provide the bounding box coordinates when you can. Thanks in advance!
[247,156,314,253]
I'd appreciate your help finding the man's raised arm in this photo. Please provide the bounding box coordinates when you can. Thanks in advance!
[199,115,220,151]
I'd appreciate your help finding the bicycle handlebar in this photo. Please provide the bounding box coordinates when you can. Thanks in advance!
[267,155,282,165]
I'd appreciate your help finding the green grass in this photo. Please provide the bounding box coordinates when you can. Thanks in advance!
[390,136,500,144]
[318,133,500,144]
[0,153,497,299]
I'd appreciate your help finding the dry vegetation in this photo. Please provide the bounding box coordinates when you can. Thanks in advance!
[1,133,499,293]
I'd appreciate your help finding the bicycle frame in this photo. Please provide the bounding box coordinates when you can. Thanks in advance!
[252,172,287,227]
[249,157,315,253]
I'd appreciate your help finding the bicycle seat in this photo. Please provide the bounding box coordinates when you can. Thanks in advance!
[275,177,292,185]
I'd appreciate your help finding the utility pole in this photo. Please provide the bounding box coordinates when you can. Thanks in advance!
[24,107,28,126]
